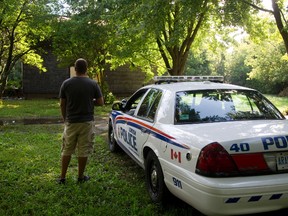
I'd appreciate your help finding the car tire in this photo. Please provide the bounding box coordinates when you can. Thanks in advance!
[108,120,119,152]
[145,151,168,203]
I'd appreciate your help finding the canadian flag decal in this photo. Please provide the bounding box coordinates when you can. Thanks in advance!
[171,149,181,163]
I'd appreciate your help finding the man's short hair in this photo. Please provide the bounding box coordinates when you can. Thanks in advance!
[75,58,88,74]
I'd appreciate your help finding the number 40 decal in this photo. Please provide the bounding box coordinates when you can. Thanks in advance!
[230,143,250,152]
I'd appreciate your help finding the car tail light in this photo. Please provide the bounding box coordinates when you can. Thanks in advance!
[231,153,270,174]
[196,142,273,177]
[196,142,238,177]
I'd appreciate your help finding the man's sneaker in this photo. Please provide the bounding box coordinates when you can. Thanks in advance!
[57,178,66,185]
[77,175,90,183]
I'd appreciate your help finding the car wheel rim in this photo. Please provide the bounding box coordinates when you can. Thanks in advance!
[150,164,158,191]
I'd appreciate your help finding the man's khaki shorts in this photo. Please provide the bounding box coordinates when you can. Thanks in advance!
[61,121,95,157]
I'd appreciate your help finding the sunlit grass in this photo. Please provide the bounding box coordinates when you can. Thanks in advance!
[0,99,60,118]
[0,99,111,118]
[265,95,288,115]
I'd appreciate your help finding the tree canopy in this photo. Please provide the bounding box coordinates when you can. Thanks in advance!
[1,0,288,98]
[102,0,215,76]
[243,0,288,54]
[100,0,282,76]
[52,4,111,77]
[0,0,56,97]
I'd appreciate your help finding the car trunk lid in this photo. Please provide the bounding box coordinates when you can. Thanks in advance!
[166,120,288,176]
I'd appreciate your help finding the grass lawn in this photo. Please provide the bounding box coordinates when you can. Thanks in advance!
[0,99,111,119]
[0,99,60,118]
[265,95,288,114]
[0,98,197,215]
[0,124,197,216]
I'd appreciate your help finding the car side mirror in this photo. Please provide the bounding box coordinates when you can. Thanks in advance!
[112,101,123,111]
[121,99,127,107]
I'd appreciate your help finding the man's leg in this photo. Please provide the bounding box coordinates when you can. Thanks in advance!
[78,156,88,179]
[77,121,94,182]
[61,155,71,179]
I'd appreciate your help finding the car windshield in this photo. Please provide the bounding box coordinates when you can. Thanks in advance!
[175,89,284,124]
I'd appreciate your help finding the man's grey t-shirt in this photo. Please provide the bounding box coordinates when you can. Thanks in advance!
[59,77,102,123]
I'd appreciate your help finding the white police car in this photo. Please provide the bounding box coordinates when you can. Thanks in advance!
[108,76,288,215]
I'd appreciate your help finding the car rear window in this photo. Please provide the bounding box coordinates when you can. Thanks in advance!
[175,89,284,124]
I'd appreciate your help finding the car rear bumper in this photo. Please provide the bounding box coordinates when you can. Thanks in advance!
[163,163,288,215]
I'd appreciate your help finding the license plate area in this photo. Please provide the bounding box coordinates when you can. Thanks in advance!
[276,152,288,171]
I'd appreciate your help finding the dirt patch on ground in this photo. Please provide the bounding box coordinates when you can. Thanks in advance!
[94,116,108,136]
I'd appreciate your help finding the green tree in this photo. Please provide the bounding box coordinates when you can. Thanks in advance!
[104,0,217,76]
[52,0,113,100]
[0,0,55,98]
[246,41,288,93]
[215,53,226,76]
[184,50,212,76]
[52,10,110,79]
[224,20,288,94]
[242,0,288,54]
[102,0,268,76]
[225,43,252,87]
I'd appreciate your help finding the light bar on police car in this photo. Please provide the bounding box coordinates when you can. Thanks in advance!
[154,76,224,82]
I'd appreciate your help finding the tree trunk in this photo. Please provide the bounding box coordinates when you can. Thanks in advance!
[157,0,208,76]
[0,36,15,98]
[169,47,190,76]
[0,3,26,98]
[0,75,7,98]
[0,46,14,98]
[272,0,288,54]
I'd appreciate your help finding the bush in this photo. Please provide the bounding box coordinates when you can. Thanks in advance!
[105,91,116,104]
[101,81,116,104]
[279,87,288,97]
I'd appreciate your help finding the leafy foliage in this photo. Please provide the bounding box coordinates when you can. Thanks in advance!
[223,17,288,95]
[184,51,212,76]
[225,43,252,87]
[52,0,115,98]
[246,41,288,93]
[0,0,56,97]
[52,3,110,71]
[101,0,279,77]
[2,0,288,98]
[51,0,288,96]
[102,0,219,76]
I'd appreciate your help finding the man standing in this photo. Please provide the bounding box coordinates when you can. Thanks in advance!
[58,58,104,184]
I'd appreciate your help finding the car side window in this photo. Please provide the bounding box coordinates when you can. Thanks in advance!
[137,89,162,121]
[124,89,148,115]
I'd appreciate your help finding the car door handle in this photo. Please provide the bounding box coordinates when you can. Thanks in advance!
[141,128,148,133]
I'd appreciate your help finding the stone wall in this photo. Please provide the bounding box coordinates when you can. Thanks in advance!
[23,52,151,99]
[104,65,148,98]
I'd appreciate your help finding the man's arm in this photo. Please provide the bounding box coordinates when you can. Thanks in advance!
[93,96,104,106]
[60,98,67,122]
